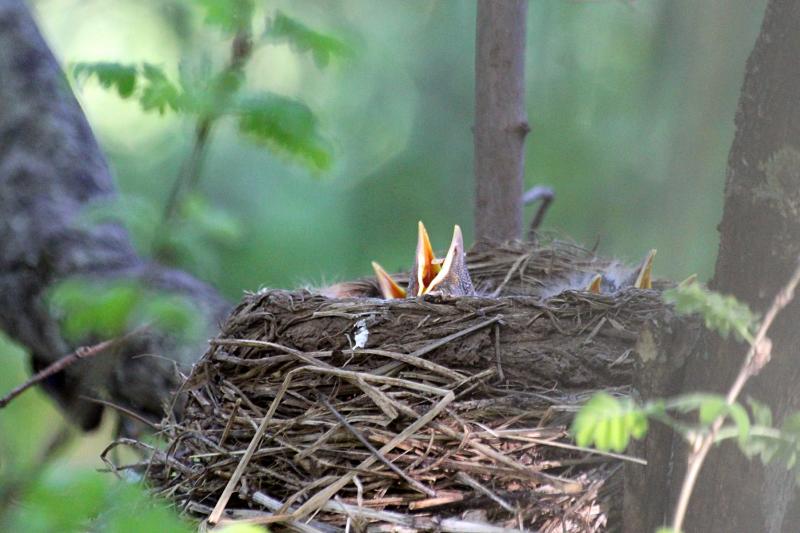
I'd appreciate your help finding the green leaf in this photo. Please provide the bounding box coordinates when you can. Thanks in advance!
[49,279,198,341]
[80,195,161,254]
[747,397,773,427]
[72,62,185,115]
[180,193,243,243]
[740,398,779,461]
[234,92,332,170]
[194,0,254,33]
[265,11,353,68]
[50,280,141,340]
[72,62,137,98]
[738,409,800,485]
[137,295,197,341]
[169,58,246,118]
[780,412,800,472]
[139,64,183,114]
[698,396,727,426]
[4,469,108,533]
[95,479,192,533]
[663,281,758,342]
[669,393,751,446]
[571,392,648,452]
[217,525,269,533]
[727,402,752,447]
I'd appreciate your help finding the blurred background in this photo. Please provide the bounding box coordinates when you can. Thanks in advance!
[0,0,768,527]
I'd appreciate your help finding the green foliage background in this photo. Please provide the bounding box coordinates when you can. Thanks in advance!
[36,0,767,295]
[0,0,769,528]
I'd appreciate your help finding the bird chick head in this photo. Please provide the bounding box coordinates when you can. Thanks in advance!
[372,222,475,299]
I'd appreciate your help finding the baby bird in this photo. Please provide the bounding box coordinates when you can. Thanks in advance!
[372,222,475,299]
[584,249,657,293]
[537,249,657,299]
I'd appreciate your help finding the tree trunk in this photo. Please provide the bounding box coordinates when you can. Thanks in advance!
[474,0,529,243]
[622,322,699,533]
[0,0,228,430]
[673,0,800,530]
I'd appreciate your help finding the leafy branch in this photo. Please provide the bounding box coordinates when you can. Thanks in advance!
[70,3,350,271]
[571,264,800,533]
[668,261,800,533]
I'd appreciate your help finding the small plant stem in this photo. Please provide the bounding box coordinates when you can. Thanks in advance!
[671,260,800,533]
[162,117,214,224]
[158,27,253,231]
[0,327,146,409]
[161,117,213,224]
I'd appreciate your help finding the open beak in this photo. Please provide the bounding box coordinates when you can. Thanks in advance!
[424,225,475,296]
[371,222,475,299]
[407,221,441,297]
[583,249,656,295]
[585,273,603,294]
[371,261,407,299]
[633,249,657,289]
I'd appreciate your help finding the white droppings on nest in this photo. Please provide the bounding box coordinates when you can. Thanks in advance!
[352,318,369,349]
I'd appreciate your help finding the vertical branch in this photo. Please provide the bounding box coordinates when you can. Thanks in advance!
[474,0,530,243]
[160,27,253,226]
[673,1,800,531]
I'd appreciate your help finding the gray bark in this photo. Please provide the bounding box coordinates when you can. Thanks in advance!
[672,0,800,530]
[0,0,228,430]
[474,0,529,243]
[622,323,700,533]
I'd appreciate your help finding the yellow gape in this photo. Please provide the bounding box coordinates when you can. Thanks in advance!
[584,249,657,293]
[372,222,475,299]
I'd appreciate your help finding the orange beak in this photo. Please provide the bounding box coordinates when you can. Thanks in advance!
[372,222,474,299]
[371,261,407,299]
[424,225,474,296]
[585,273,603,294]
[633,249,657,289]
[407,221,442,297]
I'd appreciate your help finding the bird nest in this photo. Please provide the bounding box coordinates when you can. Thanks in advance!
[117,240,681,532]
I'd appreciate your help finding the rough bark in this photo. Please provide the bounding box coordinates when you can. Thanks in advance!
[474,0,529,243]
[673,0,800,531]
[622,323,700,533]
[0,0,228,430]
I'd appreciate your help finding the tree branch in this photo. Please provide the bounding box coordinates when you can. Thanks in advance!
[671,260,800,533]
[474,0,530,243]
[673,0,800,530]
[0,0,228,429]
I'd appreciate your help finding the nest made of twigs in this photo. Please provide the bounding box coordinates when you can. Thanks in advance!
[122,240,679,532]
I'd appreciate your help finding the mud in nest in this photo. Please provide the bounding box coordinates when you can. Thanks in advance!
[120,240,681,532]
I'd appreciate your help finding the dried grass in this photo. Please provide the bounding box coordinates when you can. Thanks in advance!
[110,239,680,532]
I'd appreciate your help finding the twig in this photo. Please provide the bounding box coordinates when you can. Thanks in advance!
[318,496,527,533]
[219,398,242,448]
[320,395,436,497]
[456,471,514,512]
[372,315,504,377]
[671,258,800,533]
[493,323,505,381]
[81,396,159,429]
[289,390,455,520]
[241,490,336,532]
[524,185,554,240]
[161,117,213,223]
[0,328,143,408]
[207,363,290,525]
